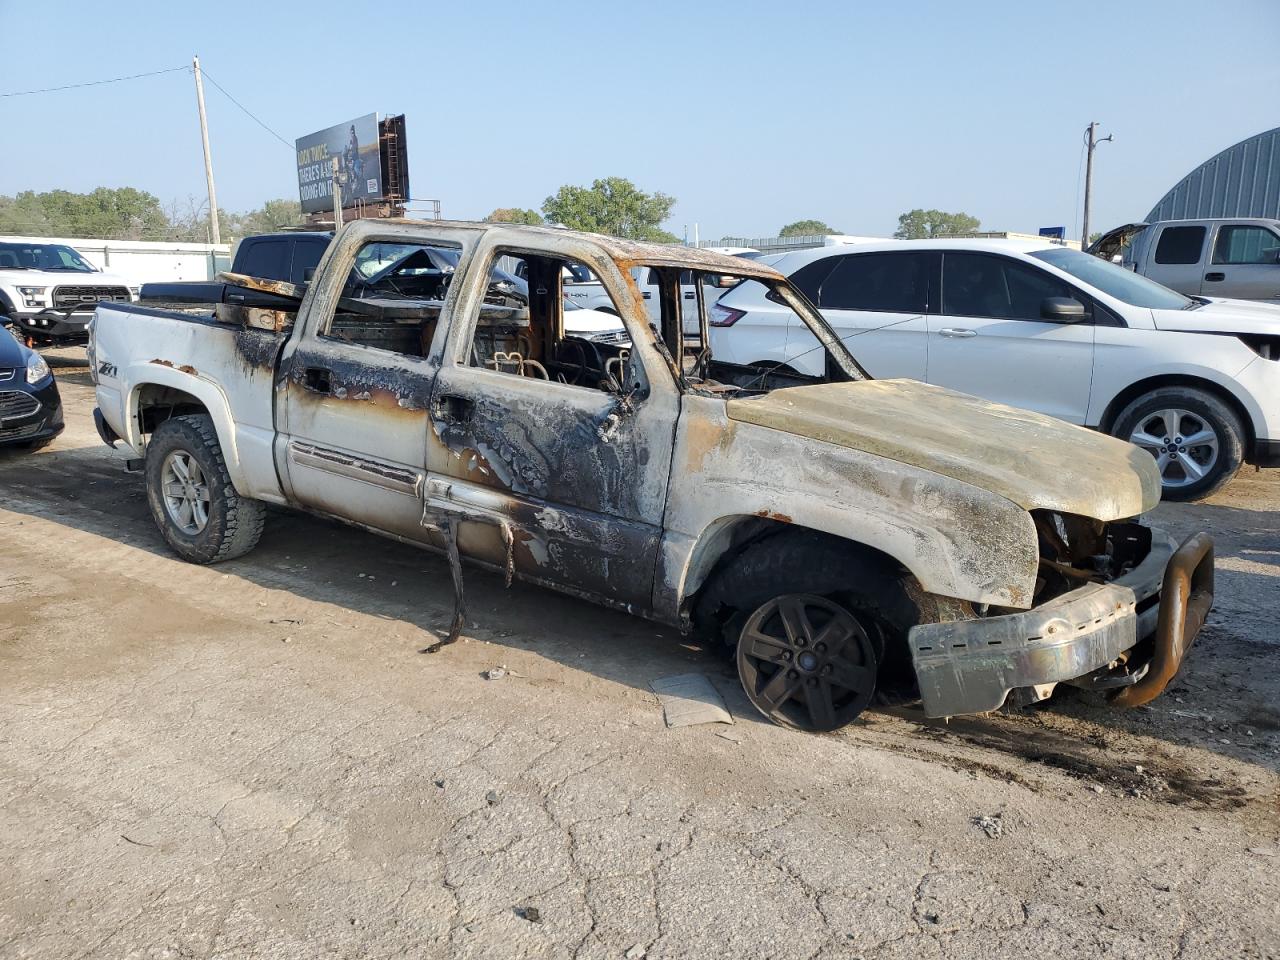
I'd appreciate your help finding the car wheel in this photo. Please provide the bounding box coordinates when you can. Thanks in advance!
[1112,387,1243,501]
[145,414,266,563]
[693,529,963,731]
[737,592,878,731]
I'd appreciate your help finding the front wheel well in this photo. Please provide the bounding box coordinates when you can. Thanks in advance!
[687,522,910,637]
[135,383,210,436]
[1098,375,1255,446]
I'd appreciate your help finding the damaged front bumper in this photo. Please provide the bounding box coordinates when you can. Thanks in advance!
[908,527,1213,718]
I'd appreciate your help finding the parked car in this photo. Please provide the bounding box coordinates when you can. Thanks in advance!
[89,219,1211,732]
[0,322,64,450]
[712,238,1280,500]
[1090,219,1280,303]
[0,239,136,345]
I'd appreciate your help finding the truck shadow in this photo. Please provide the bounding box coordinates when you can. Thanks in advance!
[2,440,1277,795]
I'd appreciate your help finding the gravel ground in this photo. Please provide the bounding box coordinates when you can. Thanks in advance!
[0,348,1276,959]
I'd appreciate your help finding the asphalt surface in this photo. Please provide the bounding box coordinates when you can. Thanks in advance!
[0,348,1277,959]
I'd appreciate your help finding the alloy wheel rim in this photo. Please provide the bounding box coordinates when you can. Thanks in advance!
[737,593,877,732]
[161,451,211,535]
[1128,409,1219,489]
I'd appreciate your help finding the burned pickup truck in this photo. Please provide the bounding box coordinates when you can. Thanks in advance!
[89,219,1213,731]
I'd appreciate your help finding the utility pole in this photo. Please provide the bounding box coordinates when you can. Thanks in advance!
[1081,121,1112,250]
[331,156,344,231]
[192,56,221,245]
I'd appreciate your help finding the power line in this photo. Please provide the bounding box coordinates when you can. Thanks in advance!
[0,65,188,98]
[196,66,294,151]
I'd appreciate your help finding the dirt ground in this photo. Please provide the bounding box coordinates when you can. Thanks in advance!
[1,348,1277,960]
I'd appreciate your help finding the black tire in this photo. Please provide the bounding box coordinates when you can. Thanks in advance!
[694,529,965,728]
[1111,386,1244,502]
[144,415,265,563]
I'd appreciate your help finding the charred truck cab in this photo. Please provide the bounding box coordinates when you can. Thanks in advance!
[89,219,1213,732]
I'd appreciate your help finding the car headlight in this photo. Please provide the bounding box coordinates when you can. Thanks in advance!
[18,285,47,308]
[26,352,50,385]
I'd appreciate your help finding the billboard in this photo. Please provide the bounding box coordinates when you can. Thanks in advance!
[295,114,383,214]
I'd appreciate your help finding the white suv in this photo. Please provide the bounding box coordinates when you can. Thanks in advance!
[710,238,1280,500]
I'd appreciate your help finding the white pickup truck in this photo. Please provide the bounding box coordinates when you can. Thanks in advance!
[89,219,1212,732]
[0,238,136,345]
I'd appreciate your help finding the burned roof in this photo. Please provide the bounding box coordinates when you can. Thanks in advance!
[371,218,785,279]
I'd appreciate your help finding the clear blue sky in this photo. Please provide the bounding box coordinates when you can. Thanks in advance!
[2,0,1277,241]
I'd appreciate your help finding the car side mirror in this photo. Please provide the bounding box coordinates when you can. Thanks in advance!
[1041,296,1086,322]
[712,275,739,288]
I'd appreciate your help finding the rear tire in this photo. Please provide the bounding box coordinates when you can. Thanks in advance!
[1111,386,1243,501]
[145,415,265,563]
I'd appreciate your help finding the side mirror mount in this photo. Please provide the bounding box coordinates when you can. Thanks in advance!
[1041,296,1087,323]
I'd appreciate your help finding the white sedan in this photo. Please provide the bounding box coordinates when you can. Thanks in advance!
[710,238,1280,500]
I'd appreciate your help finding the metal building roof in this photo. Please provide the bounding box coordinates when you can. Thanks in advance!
[1147,126,1280,221]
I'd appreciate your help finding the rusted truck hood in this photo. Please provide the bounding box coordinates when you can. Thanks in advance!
[726,380,1161,520]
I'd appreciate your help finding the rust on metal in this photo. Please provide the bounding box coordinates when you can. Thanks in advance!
[1111,532,1214,707]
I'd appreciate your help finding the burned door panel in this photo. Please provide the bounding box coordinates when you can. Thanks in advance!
[425,239,681,613]
[427,367,674,612]
[281,338,436,542]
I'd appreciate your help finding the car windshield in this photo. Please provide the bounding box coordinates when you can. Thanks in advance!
[0,242,96,272]
[1030,247,1193,309]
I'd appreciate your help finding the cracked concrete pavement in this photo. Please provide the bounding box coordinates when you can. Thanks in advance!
[0,349,1277,959]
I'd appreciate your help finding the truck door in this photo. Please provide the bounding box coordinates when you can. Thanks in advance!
[1202,223,1280,302]
[426,243,678,613]
[1144,223,1208,296]
[277,227,465,542]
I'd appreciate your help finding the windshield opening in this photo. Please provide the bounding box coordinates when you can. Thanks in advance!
[641,266,866,397]
[1031,247,1193,310]
[0,242,96,272]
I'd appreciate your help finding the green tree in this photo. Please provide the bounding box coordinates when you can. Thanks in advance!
[226,199,303,238]
[893,209,981,239]
[0,187,170,240]
[485,207,544,225]
[542,177,677,242]
[779,219,839,237]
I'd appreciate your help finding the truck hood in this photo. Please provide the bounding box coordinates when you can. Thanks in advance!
[726,380,1161,520]
[1152,297,1280,335]
[0,268,132,288]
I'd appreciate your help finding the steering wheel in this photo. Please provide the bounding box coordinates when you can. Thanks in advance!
[556,336,603,386]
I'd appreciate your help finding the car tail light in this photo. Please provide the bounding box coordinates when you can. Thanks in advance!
[709,304,746,327]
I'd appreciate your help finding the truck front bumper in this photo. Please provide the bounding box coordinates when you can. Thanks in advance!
[908,527,1213,717]
[12,307,94,343]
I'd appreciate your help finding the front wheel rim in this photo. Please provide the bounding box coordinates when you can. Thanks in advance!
[161,451,211,535]
[737,593,877,732]
[1127,408,1219,489]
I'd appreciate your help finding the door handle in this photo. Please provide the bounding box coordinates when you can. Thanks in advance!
[303,366,333,394]
[433,392,474,423]
[227,293,246,302]
[938,327,977,338]
[1204,272,1225,282]
[642,291,652,300]
[683,292,696,299]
